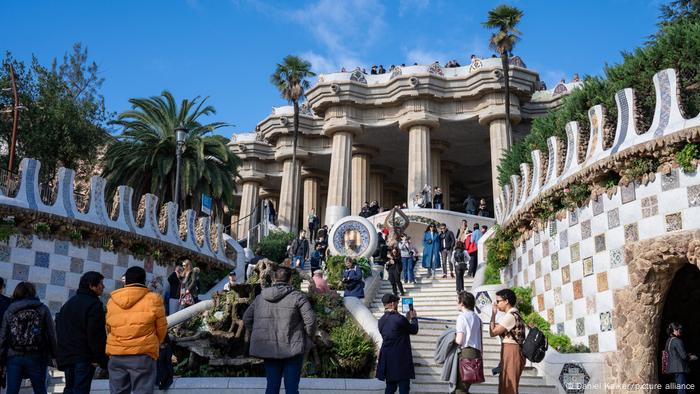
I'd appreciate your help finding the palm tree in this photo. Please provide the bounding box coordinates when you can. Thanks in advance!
[102,90,239,219]
[483,5,524,147]
[270,55,315,232]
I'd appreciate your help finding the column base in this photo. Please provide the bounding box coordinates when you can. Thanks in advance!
[324,205,350,227]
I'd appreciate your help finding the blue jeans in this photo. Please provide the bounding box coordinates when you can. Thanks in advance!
[293,256,305,269]
[63,361,96,394]
[434,203,443,210]
[6,354,48,394]
[401,257,415,282]
[674,372,688,394]
[264,354,304,394]
[385,379,410,394]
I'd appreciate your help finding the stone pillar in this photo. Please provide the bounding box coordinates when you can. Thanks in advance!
[441,161,457,211]
[319,193,327,229]
[302,174,321,230]
[237,181,259,239]
[350,145,377,215]
[489,118,510,201]
[324,128,356,226]
[229,213,239,239]
[278,159,301,232]
[406,124,432,206]
[369,173,384,206]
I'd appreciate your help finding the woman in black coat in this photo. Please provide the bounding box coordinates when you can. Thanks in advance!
[377,294,419,394]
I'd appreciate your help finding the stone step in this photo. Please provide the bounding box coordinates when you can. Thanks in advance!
[412,373,550,386]
[410,340,502,352]
[409,382,557,394]
[412,348,501,361]
[377,280,472,288]
[414,365,541,378]
[376,286,465,294]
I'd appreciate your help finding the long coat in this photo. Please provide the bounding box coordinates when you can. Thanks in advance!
[376,310,419,382]
[421,230,441,269]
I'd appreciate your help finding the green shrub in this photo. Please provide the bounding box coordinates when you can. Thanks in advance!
[0,219,16,242]
[512,287,534,316]
[625,157,658,181]
[484,225,514,284]
[675,142,699,173]
[329,320,375,374]
[484,263,502,285]
[34,222,51,235]
[560,182,591,210]
[258,231,295,263]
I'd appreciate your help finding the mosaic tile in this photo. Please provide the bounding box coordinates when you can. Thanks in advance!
[70,257,84,273]
[688,185,700,207]
[570,243,580,262]
[101,263,114,280]
[557,323,565,335]
[0,245,10,262]
[600,311,613,332]
[566,303,574,320]
[560,230,568,248]
[569,210,578,226]
[551,252,559,271]
[591,196,604,216]
[576,317,585,336]
[542,240,549,257]
[521,242,526,254]
[573,280,583,299]
[586,295,596,315]
[534,231,540,245]
[549,220,557,237]
[641,195,659,218]
[144,256,154,273]
[16,234,33,249]
[661,168,679,191]
[117,253,129,267]
[583,257,594,277]
[610,248,625,268]
[554,288,562,306]
[594,234,606,253]
[581,220,591,240]
[597,271,609,292]
[87,246,100,262]
[35,283,47,300]
[50,270,66,286]
[48,301,62,314]
[524,269,529,283]
[528,249,533,265]
[588,334,599,352]
[665,212,683,232]
[624,223,639,242]
[621,182,636,204]
[517,257,522,273]
[538,294,545,312]
[12,264,29,281]
[544,273,552,291]
[536,260,542,278]
[34,251,50,268]
[607,208,620,229]
[548,309,555,324]
[562,265,571,284]
[475,291,492,314]
[54,240,69,256]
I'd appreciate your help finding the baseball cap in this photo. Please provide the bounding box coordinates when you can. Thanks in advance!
[381,293,400,305]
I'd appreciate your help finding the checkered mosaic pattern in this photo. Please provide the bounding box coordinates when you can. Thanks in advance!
[0,235,170,313]
[505,168,700,353]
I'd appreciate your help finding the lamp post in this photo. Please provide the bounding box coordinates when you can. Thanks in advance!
[174,122,188,210]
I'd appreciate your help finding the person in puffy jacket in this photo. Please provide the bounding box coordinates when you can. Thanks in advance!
[243,267,315,394]
[106,266,167,394]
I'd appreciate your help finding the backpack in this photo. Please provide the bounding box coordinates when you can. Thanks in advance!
[9,306,45,352]
[521,327,549,362]
[505,310,526,346]
[661,338,674,375]
[454,250,466,264]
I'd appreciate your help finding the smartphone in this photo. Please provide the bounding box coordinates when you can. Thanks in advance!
[401,297,414,313]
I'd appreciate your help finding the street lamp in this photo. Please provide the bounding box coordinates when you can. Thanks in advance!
[174,122,188,210]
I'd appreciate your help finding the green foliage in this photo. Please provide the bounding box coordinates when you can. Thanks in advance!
[603,171,622,189]
[258,231,295,263]
[325,256,371,290]
[484,263,502,285]
[0,218,16,242]
[485,226,514,284]
[0,44,111,177]
[33,222,51,235]
[512,287,534,316]
[69,229,83,242]
[626,157,658,181]
[560,182,591,210]
[675,142,700,172]
[197,264,229,293]
[497,12,700,186]
[308,291,347,333]
[328,320,375,374]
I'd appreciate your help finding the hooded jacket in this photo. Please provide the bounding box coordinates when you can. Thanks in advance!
[243,283,315,359]
[56,288,108,368]
[0,297,58,360]
[106,284,167,360]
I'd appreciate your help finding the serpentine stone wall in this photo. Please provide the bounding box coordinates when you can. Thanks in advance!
[494,68,700,390]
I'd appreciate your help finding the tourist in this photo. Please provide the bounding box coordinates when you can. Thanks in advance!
[421,185,432,208]
[439,223,456,279]
[247,247,264,281]
[369,200,380,216]
[181,260,199,307]
[481,225,488,234]
[342,257,365,298]
[0,281,57,394]
[453,242,468,292]
[376,293,419,394]
[308,208,320,241]
[312,270,331,294]
[470,54,478,63]
[456,220,469,243]
[378,65,386,74]
[489,289,525,394]
[148,276,164,297]
[572,73,580,82]
[223,270,237,291]
[386,248,406,296]
[468,224,482,277]
[106,266,168,394]
[665,322,697,394]
[463,194,477,215]
[288,230,310,270]
[422,224,441,278]
[56,271,108,394]
[454,291,483,394]
[413,193,424,208]
[317,224,329,240]
[166,266,183,315]
[309,242,325,272]
[399,234,417,284]
[243,267,316,394]
[316,235,328,259]
[433,187,444,210]
[267,200,277,224]
[371,65,378,75]
[0,277,11,322]
[360,202,372,217]
[477,199,490,217]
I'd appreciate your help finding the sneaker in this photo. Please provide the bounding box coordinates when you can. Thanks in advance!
[451,273,455,279]
[442,274,447,278]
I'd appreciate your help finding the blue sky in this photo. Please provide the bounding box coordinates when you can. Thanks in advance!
[5,0,663,137]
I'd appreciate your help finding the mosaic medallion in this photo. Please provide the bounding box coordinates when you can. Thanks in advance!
[328,216,378,258]
[475,291,492,314]
[559,363,590,394]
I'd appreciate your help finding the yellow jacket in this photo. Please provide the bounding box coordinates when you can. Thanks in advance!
[106,284,167,360]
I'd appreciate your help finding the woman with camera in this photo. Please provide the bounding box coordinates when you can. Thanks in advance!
[399,234,417,284]
[342,257,365,298]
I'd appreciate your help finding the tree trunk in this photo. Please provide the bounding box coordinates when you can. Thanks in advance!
[291,100,300,234]
[501,53,512,148]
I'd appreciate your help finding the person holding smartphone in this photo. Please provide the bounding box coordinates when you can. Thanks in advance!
[376,294,419,394]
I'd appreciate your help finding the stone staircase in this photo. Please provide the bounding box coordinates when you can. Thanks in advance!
[369,267,557,393]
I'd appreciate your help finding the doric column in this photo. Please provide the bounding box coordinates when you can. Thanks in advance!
[430,140,448,192]
[350,145,378,215]
[301,170,323,230]
[441,161,457,211]
[323,122,361,226]
[369,165,391,208]
[237,181,259,239]
[278,159,301,231]
[230,213,239,239]
[407,125,431,205]
[488,118,510,200]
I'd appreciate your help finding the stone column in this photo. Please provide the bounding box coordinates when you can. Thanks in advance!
[278,158,301,232]
[229,214,239,239]
[405,124,432,205]
[324,126,359,226]
[302,174,321,230]
[237,181,259,239]
[441,161,457,211]
[350,145,377,215]
[369,173,384,206]
[430,141,448,191]
[489,118,510,200]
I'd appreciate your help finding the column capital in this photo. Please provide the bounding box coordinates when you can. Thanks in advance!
[238,171,266,183]
[322,118,363,137]
[398,112,439,131]
[258,188,279,200]
[430,139,450,153]
[351,144,380,159]
[370,165,393,176]
[301,168,328,180]
[274,148,310,162]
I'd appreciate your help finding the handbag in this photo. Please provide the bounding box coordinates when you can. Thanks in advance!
[179,291,194,307]
[661,338,673,375]
[459,356,485,384]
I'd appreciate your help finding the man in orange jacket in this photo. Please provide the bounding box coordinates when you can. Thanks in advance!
[106,266,167,394]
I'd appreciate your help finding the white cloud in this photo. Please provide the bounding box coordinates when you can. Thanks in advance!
[398,0,429,17]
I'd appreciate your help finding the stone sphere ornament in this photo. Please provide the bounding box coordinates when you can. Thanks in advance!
[328,216,378,259]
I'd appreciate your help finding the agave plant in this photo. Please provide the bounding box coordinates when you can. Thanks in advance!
[102,90,240,216]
